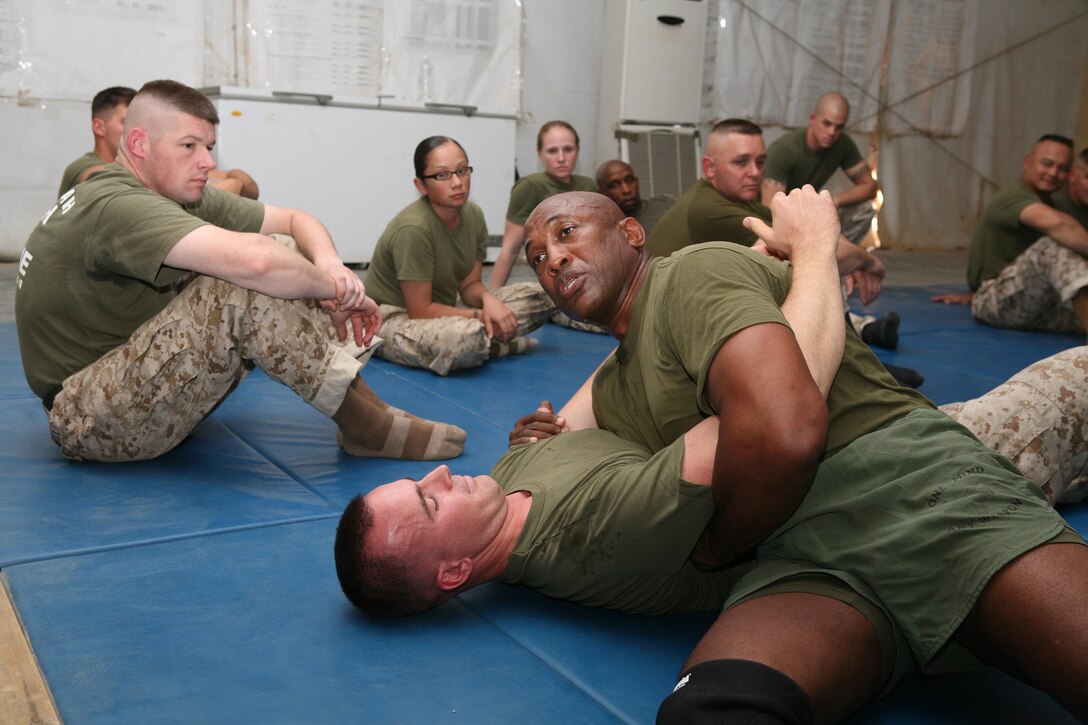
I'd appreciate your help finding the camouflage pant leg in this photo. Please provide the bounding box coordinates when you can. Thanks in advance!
[492,281,555,335]
[838,200,875,246]
[373,305,490,375]
[49,275,363,462]
[971,237,1088,333]
[940,346,1088,504]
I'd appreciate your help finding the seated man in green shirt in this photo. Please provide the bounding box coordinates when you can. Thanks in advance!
[18,80,465,463]
[933,135,1088,335]
[761,92,878,246]
[59,85,260,200]
[647,118,918,384]
[336,189,1088,723]
[595,159,674,235]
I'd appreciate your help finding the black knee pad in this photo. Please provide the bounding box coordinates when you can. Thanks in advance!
[656,659,813,725]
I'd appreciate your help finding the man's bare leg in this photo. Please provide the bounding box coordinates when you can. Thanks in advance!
[972,542,1088,720]
[660,593,882,724]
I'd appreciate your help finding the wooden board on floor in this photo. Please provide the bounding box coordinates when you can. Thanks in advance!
[0,577,60,725]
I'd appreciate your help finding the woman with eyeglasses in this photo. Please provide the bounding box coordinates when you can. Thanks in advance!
[488,120,598,290]
[364,136,554,375]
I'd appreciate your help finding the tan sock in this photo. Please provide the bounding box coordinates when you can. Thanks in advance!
[489,336,539,359]
[333,378,466,460]
[343,374,415,418]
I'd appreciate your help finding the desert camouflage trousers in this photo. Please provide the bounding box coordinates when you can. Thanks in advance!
[941,346,1088,504]
[374,282,555,375]
[49,275,368,462]
[972,237,1088,333]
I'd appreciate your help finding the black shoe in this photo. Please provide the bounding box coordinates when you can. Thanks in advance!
[861,311,900,350]
[885,363,924,388]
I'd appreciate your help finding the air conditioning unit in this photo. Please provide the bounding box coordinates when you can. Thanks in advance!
[618,124,701,198]
[596,0,708,175]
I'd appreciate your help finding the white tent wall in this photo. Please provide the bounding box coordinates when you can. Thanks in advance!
[0,0,607,261]
[2,0,1084,259]
[707,0,1088,250]
[513,1,605,183]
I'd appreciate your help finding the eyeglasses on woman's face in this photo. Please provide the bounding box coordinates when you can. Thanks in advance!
[421,166,473,182]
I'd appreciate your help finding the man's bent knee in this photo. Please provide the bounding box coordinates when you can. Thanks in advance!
[657,659,813,725]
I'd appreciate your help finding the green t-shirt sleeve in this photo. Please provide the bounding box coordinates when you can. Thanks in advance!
[659,247,791,416]
[86,190,208,287]
[86,185,265,288]
[388,226,438,283]
[988,184,1038,230]
[506,176,543,225]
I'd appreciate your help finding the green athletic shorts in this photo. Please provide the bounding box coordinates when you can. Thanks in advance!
[720,407,1084,693]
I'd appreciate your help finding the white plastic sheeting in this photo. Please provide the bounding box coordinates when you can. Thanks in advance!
[211,0,524,112]
[706,0,1087,249]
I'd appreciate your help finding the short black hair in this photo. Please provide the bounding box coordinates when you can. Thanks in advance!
[1078,148,1088,165]
[91,86,136,118]
[413,136,466,178]
[1036,133,1073,149]
[334,494,441,616]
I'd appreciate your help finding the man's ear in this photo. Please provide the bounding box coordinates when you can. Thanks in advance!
[125,128,148,160]
[435,558,473,592]
[621,215,646,249]
[92,117,107,140]
[701,154,715,180]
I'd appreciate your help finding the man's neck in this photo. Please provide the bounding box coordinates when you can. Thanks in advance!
[467,491,533,586]
[606,253,654,339]
[92,141,117,164]
[804,128,823,153]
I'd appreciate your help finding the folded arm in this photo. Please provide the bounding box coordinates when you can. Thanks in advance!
[1021,203,1088,255]
[697,322,828,566]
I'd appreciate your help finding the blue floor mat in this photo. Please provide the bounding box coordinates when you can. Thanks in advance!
[1,292,1084,724]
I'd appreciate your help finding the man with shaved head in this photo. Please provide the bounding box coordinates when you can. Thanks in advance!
[763,92,878,245]
[933,134,1088,335]
[595,159,674,234]
[336,187,1088,722]
[16,79,465,463]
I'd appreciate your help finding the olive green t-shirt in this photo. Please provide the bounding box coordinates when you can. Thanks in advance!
[492,429,741,614]
[57,151,105,198]
[647,179,770,257]
[1052,185,1088,229]
[763,128,864,191]
[966,179,1048,291]
[505,172,596,225]
[15,164,265,402]
[592,242,933,457]
[364,197,487,308]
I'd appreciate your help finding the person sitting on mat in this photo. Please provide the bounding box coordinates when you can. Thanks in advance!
[16,79,465,463]
[59,85,260,200]
[363,136,554,376]
[487,120,596,291]
[933,134,1088,337]
[337,187,1088,724]
[595,159,674,236]
[648,118,920,386]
